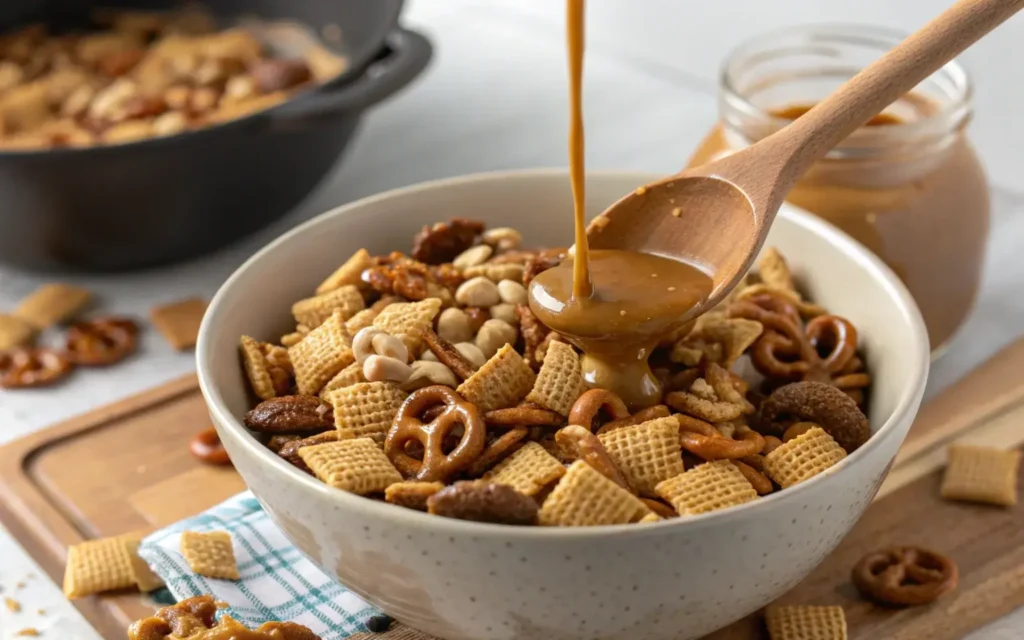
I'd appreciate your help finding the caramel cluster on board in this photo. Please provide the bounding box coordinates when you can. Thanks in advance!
[238,218,873,526]
[128,595,321,640]
[0,5,346,150]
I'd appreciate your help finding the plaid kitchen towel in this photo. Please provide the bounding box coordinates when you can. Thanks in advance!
[137,491,389,639]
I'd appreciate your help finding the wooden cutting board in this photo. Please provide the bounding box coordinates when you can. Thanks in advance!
[0,337,1022,640]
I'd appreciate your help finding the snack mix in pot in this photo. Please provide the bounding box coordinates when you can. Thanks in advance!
[0,5,346,150]
[238,218,873,527]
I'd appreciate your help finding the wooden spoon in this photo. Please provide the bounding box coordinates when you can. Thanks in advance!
[587,0,1023,314]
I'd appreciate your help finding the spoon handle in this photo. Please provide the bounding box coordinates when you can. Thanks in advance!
[771,0,1022,182]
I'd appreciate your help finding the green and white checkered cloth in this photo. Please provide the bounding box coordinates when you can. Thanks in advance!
[137,491,382,638]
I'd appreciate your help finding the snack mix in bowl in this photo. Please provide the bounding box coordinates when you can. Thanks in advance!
[238,218,872,527]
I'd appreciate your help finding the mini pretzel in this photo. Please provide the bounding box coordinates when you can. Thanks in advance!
[0,348,73,388]
[852,546,958,605]
[678,418,764,461]
[596,404,671,435]
[65,317,139,366]
[189,427,231,466]
[729,293,830,383]
[467,427,529,476]
[555,425,634,493]
[568,389,630,431]
[806,314,858,374]
[385,385,486,482]
[484,404,565,427]
[640,497,678,519]
[732,460,772,495]
[418,326,477,380]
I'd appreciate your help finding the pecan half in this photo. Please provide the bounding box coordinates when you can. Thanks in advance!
[250,59,312,92]
[516,304,550,369]
[363,260,463,302]
[244,395,334,433]
[523,249,566,286]
[277,430,339,474]
[427,480,538,525]
[411,218,484,264]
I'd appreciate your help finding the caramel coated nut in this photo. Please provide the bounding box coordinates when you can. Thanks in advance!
[412,218,484,265]
[475,318,517,358]
[243,395,334,433]
[455,276,501,307]
[496,279,528,305]
[401,360,458,391]
[436,308,474,344]
[277,431,339,474]
[852,546,958,606]
[64,316,139,366]
[481,227,523,251]
[250,58,312,93]
[427,480,537,525]
[363,354,413,384]
[489,303,519,326]
[759,381,870,453]
[452,244,493,269]
[0,348,74,388]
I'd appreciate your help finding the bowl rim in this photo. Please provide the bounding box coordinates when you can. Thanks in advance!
[198,167,930,539]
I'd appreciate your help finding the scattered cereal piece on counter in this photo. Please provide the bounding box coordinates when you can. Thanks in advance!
[124,537,165,592]
[14,283,92,329]
[180,531,240,580]
[5,596,21,612]
[484,442,566,496]
[149,297,207,350]
[329,381,407,444]
[456,344,536,413]
[525,340,584,416]
[299,437,402,495]
[941,445,1021,507]
[599,417,685,496]
[62,536,136,598]
[289,310,354,395]
[0,314,36,350]
[656,460,757,516]
[538,460,649,527]
[14,628,39,637]
[763,426,847,489]
[765,605,847,640]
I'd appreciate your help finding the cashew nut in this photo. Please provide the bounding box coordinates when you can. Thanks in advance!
[437,307,474,344]
[353,327,409,365]
[496,279,528,305]
[455,277,501,307]
[454,342,487,368]
[401,360,459,391]
[481,227,523,251]
[363,355,413,383]
[453,244,494,269]
[475,319,518,358]
[490,303,519,326]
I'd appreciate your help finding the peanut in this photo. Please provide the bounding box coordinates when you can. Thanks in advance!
[437,308,474,344]
[490,303,518,326]
[353,327,409,365]
[401,360,458,391]
[363,354,412,383]
[475,318,517,359]
[481,227,523,251]
[455,276,501,307]
[454,342,487,368]
[452,244,493,269]
[153,111,187,136]
[496,279,528,305]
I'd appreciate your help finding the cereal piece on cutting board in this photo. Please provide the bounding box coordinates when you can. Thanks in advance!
[765,605,847,640]
[150,297,207,350]
[14,283,92,329]
[941,445,1021,507]
[63,536,136,598]
[180,530,240,580]
[0,314,36,350]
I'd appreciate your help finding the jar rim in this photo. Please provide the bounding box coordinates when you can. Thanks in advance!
[719,23,973,143]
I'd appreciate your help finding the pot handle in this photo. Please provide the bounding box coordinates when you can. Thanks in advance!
[268,27,432,127]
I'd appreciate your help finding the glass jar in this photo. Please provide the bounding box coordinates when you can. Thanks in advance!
[688,25,989,354]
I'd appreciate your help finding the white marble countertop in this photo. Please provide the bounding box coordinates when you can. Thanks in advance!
[0,1,1022,638]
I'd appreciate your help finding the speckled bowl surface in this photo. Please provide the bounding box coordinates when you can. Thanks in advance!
[197,169,929,640]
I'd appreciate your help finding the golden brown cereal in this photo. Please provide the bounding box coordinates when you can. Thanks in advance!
[384,481,446,511]
[288,310,354,395]
[292,285,365,328]
[14,283,92,329]
[150,297,207,350]
[316,248,373,294]
[298,437,402,495]
[329,381,407,444]
[5,598,20,612]
[62,536,136,598]
[456,344,536,412]
[765,605,847,640]
[484,442,567,496]
[941,445,1021,507]
[763,426,847,489]
[638,513,662,523]
[463,263,525,282]
[180,531,240,580]
[240,335,278,400]
[525,340,584,416]
[0,314,35,350]
[124,537,165,592]
[697,317,764,367]
[14,628,39,636]
[598,417,685,496]
[373,298,443,354]
[758,247,796,293]
[345,307,380,335]
[538,460,650,527]
[319,361,366,400]
[655,460,758,516]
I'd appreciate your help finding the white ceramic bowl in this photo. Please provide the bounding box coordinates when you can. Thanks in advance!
[197,169,929,640]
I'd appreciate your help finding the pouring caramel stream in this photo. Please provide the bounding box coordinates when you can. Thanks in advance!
[528,0,713,409]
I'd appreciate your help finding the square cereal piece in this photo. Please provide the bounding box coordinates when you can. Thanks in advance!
[485,442,567,496]
[0,314,35,350]
[941,445,1022,507]
[655,460,757,516]
[299,437,402,495]
[316,248,373,295]
[150,297,207,350]
[240,335,278,400]
[319,361,366,400]
[385,481,446,511]
[598,417,685,496]
[757,247,796,293]
[345,307,379,335]
[123,537,164,592]
[180,530,239,580]
[289,310,354,395]
[329,381,407,444]
[456,344,536,412]
[538,460,649,527]
[62,536,135,598]
[373,298,442,354]
[292,285,365,329]
[763,426,847,489]
[14,283,92,329]
[765,605,847,640]
[525,341,584,416]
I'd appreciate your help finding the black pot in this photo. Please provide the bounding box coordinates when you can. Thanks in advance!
[0,1,431,271]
